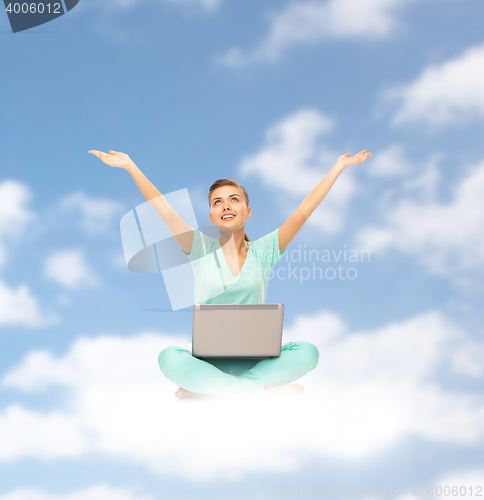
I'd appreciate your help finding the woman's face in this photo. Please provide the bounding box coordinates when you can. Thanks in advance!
[209,185,251,230]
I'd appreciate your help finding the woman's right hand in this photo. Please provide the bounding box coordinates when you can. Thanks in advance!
[88,149,134,171]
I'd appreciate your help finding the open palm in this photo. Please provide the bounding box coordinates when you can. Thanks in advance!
[88,149,132,170]
[337,150,373,170]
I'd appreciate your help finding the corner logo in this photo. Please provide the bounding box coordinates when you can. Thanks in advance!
[3,0,79,33]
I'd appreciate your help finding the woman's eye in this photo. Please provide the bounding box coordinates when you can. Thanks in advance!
[214,197,237,205]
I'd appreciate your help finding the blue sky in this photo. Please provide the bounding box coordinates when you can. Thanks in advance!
[1,0,484,498]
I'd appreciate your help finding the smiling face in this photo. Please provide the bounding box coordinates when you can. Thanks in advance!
[209,185,251,229]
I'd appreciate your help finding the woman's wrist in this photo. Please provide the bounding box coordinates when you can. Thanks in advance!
[332,162,345,174]
[125,160,138,175]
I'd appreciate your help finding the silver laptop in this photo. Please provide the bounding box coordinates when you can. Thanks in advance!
[192,304,284,358]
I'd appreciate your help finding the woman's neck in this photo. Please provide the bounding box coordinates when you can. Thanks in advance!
[219,228,247,254]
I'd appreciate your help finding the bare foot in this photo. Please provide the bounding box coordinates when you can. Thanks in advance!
[174,387,222,400]
[262,383,305,402]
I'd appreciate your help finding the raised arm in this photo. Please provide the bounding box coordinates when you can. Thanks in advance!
[278,150,372,253]
[88,150,194,254]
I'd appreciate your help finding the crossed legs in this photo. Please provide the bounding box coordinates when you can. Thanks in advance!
[158,341,319,402]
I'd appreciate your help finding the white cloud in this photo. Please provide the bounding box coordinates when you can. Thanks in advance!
[365,150,445,218]
[383,43,484,126]
[59,192,124,234]
[0,484,153,500]
[1,308,483,480]
[44,249,99,290]
[365,143,412,177]
[0,405,88,460]
[0,180,36,269]
[422,469,484,499]
[219,0,415,67]
[0,280,54,328]
[355,156,484,278]
[400,153,444,202]
[111,252,128,268]
[239,109,357,233]
[1,333,175,392]
[0,180,54,329]
[282,309,484,451]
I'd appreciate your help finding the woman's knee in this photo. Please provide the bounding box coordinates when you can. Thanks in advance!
[157,345,186,375]
[294,341,320,371]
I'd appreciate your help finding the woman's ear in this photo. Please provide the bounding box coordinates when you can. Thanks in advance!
[209,212,214,224]
[246,207,252,219]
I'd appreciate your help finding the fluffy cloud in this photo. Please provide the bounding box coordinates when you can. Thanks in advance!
[0,405,88,460]
[0,280,53,328]
[355,156,484,278]
[0,180,36,269]
[219,0,416,67]
[422,468,484,499]
[383,43,484,126]
[0,180,54,328]
[239,108,357,233]
[43,249,99,290]
[364,143,412,177]
[1,308,483,480]
[0,484,153,500]
[59,192,124,234]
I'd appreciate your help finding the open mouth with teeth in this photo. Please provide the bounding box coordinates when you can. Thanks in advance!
[221,214,235,220]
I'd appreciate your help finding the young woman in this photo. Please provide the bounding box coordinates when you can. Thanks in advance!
[89,148,372,402]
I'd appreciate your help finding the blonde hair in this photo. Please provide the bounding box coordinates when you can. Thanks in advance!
[208,179,250,242]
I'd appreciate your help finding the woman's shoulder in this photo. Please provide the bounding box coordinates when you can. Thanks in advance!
[249,228,285,266]
[249,228,279,256]
[249,228,279,248]
[182,228,219,258]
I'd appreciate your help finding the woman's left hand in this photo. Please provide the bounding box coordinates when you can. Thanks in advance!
[335,150,373,170]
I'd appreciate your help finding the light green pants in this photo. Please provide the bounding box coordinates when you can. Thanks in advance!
[158,341,319,402]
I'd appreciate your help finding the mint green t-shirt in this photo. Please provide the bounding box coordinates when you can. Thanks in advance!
[182,228,286,305]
